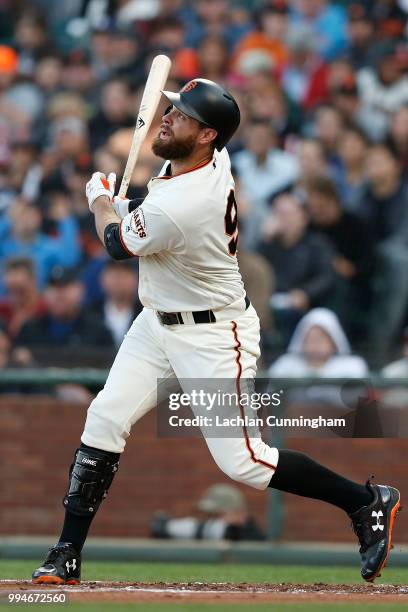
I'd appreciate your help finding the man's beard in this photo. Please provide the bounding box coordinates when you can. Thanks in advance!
[152,132,196,160]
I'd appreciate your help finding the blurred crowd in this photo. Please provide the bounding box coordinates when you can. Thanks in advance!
[0,0,407,378]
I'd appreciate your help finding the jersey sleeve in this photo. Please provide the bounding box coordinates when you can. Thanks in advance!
[119,201,185,256]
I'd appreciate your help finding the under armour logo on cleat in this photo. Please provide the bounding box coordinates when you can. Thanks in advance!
[372,510,384,531]
[66,559,77,572]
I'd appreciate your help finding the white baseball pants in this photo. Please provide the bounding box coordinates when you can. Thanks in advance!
[81,303,279,490]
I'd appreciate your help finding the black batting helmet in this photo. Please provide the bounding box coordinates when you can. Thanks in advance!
[161,78,240,151]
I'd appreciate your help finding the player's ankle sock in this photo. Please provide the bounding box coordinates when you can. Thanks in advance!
[269,450,373,514]
[58,443,120,553]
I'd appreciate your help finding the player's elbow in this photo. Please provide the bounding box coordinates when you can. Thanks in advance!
[104,223,134,260]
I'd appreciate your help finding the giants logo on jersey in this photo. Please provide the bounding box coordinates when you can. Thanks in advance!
[132,209,147,239]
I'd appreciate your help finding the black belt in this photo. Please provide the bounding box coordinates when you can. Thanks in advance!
[157,296,250,326]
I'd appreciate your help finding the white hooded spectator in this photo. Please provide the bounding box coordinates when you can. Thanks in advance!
[269,308,368,378]
[268,308,368,408]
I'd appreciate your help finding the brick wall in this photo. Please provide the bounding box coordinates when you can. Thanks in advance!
[0,396,406,543]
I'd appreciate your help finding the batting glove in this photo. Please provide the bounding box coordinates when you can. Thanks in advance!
[112,195,131,219]
[86,172,116,212]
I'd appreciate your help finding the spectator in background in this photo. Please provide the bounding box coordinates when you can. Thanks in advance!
[296,138,328,183]
[281,24,328,111]
[232,0,289,77]
[371,0,407,41]
[46,90,87,125]
[185,0,253,50]
[39,96,90,193]
[233,118,298,247]
[313,105,344,171]
[359,143,408,246]
[306,175,373,279]
[233,119,299,199]
[0,257,46,339]
[50,116,89,164]
[15,266,114,365]
[63,164,103,260]
[88,78,135,151]
[0,198,81,290]
[359,143,408,360]
[14,10,51,76]
[305,176,373,341]
[269,307,368,378]
[332,126,368,212]
[1,37,45,127]
[6,142,42,205]
[110,27,144,88]
[151,484,265,541]
[357,42,408,142]
[257,192,334,342]
[346,3,377,70]
[62,49,97,105]
[245,73,301,137]
[329,73,360,123]
[34,55,63,101]
[149,16,185,53]
[325,57,355,98]
[98,260,142,349]
[328,69,399,146]
[289,0,348,61]
[90,23,120,81]
[149,18,196,81]
[0,45,31,150]
[195,35,230,84]
[149,17,194,81]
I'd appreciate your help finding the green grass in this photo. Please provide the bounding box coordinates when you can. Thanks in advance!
[0,559,407,585]
[1,561,407,611]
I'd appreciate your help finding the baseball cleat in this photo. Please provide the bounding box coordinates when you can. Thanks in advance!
[349,482,401,582]
[32,542,81,585]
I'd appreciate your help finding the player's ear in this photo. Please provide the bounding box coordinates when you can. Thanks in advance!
[198,127,217,147]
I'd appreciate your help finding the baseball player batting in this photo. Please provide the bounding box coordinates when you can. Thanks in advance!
[32,79,401,585]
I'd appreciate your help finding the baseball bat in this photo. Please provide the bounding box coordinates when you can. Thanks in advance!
[118,54,172,198]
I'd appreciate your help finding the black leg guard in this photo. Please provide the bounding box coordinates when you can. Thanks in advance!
[63,445,120,517]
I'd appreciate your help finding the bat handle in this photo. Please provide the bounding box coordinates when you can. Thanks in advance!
[118,178,129,199]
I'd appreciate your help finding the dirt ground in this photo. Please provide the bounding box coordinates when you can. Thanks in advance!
[1,580,408,605]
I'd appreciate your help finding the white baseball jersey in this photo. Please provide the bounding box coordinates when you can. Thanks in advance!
[83,148,279,491]
[118,148,245,311]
